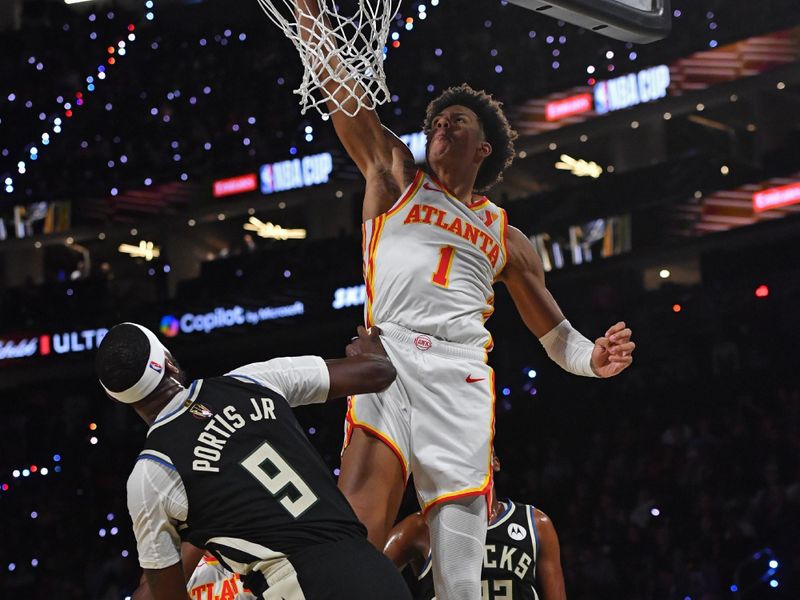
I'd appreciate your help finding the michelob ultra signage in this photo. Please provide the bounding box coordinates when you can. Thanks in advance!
[259,153,333,195]
[0,328,108,362]
[593,64,670,114]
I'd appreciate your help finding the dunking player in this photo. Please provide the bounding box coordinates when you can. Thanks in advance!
[289,3,634,598]
[97,322,410,600]
[384,456,566,600]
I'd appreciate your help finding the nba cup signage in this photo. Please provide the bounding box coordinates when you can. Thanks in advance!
[259,152,333,195]
[593,64,670,114]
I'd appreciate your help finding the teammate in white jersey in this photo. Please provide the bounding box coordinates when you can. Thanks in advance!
[187,553,257,600]
[292,3,635,598]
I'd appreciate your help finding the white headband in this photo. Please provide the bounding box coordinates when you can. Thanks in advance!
[101,323,168,404]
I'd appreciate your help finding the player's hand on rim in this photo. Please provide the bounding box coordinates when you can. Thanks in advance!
[346,325,386,357]
[590,321,635,378]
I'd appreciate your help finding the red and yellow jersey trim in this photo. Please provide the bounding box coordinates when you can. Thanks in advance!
[482,295,496,355]
[421,370,496,517]
[493,208,511,281]
[343,397,409,482]
[385,169,425,219]
[363,215,386,328]
[362,171,424,327]
[467,197,491,211]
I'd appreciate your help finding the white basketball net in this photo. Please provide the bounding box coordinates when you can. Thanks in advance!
[256,0,402,117]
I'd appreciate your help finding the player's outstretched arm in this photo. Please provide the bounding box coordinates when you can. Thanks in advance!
[326,326,396,398]
[383,512,430,572]
[534,509,567,600]
[132,543,205,600]
[498,226,634,378]
[143,563,189,600]
[294,0,415,219]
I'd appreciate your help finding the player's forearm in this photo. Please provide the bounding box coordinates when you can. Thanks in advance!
[144,563,192,600]
[538,320,598,378]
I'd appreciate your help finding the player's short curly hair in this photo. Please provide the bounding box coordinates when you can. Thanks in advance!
[423,84,518,192]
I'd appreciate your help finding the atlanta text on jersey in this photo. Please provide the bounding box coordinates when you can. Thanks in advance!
[403,203,502,267]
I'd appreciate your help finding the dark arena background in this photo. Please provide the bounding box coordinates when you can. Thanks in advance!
[2,0,799,598]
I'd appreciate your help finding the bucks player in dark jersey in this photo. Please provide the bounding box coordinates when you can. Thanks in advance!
[96,322,411,600]
[384,456,566,600]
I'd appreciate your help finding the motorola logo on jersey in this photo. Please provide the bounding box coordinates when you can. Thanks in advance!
[507,523,528,541]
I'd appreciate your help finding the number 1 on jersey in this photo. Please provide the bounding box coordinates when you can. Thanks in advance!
[432,246,456,288]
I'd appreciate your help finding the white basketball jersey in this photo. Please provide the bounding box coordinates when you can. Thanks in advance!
[187,555,257,600]
[363,169,508,350]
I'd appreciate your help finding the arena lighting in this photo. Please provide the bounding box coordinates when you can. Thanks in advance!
[555,154,603,178]
[753,182,800,213]
[64,0,96,4]
[545,93,593,121]
[213,173,258,198]
[118,240,160,261]
[755,285,769,298]
[243,217,307,240]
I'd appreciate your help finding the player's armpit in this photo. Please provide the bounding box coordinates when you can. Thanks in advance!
[497,226,566,338]
[534,509,567,600]
[144,562,192,600]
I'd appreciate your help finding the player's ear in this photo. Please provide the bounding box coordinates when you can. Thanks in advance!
[478,141,492,158]
[165,353,180,376]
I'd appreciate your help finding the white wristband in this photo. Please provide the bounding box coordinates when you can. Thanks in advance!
[538,319,598,378]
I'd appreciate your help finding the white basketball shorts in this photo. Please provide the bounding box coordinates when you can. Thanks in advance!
[343,323,495,514]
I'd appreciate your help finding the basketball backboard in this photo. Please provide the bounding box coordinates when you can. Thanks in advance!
[508,0,671,44]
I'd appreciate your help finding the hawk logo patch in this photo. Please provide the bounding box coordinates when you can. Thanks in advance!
[414,335,433,351]
[508,523,528,541]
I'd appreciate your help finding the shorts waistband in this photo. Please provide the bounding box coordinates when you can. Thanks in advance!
[376,322,488,361]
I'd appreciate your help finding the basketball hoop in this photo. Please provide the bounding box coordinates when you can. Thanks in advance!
[255,0,402,117]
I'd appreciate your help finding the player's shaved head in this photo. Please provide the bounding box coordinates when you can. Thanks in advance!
[95,323,151,393]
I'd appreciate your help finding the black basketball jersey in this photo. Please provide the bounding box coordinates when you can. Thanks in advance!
[139,376,365,589]
[416,500,540,600]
